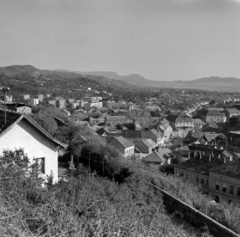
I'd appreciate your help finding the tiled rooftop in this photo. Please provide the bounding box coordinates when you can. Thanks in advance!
[143,151,165,163]
[114,136,134,148]
[175,157,224,175]
[0,108,22,133]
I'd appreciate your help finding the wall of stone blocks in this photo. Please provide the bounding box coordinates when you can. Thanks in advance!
[151,184,239,237]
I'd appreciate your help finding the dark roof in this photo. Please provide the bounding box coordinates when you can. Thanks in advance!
[209,156,240,178]
[149,128,162,138]
[192,118,205,125]
[175,156,224,175]
[143,151,165,163]
[187,130,204,140]
[112,136,134,148]
[135,139,156,148]
[96,127,110,135]
[165,114,178,123]
[0,108,67,148]
[0,109,22,133]
[106,116,127,121]
[176,116,192,123]
[207,110,225,116]
[202,133,224,143]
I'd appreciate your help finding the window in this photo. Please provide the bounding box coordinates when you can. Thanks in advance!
[196,177,199,183]
[33,157,45,174]
[230,185,234,195]
[222,183,226,192]
[201,178,204,184]
[237,187,240,197]
[206,179,209,185]
[216,181,219,190]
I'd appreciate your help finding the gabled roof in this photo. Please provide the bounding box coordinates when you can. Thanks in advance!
[0,109,67,148]
[149,128,162,138]
[203,133,220,143]
[225,108,240,115]
[187,130,204,139]
[175,156,224,175]
[111,136,134,148]
[192,118,205,125]
[134,139,156,148]
[143,151,165,163]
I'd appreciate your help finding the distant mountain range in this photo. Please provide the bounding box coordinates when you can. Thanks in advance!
[0,65,240,92]
[71,70,240,92]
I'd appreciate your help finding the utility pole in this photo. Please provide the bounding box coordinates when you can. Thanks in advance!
[0,86,10,124]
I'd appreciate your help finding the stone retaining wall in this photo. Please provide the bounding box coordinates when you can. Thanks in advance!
[151,184,240,237]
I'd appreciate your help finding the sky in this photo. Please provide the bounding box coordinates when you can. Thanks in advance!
[0,0,240,81]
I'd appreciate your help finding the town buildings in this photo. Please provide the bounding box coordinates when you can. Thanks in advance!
[174,143,240,203]
[56,99,66,109]
[202,110,227,123]
[109,136,134,158]
[29,98,39,106]
[6,102,32,114]
[224,108,240,122]
[175,116,194,130]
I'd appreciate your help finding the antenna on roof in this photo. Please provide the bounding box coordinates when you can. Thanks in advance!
[0,85,10,124]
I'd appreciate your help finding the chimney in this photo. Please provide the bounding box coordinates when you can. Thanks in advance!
[229,155,233,162]
[218,153,221,159]
[224,157,226,164]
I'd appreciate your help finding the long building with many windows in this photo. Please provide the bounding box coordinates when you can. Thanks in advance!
[174,146,240,203]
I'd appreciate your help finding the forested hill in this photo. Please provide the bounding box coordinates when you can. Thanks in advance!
[1,65,240,93]
[0,65,144,99]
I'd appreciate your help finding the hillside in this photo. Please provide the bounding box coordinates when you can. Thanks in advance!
[0,65,143,99]
[74,70,240,92]
[1,65,240,92]
[77,71,151,85]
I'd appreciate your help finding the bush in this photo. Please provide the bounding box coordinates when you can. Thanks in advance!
[0,148,203,237]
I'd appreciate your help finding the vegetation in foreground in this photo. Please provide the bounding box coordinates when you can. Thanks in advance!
[0,149,207,237]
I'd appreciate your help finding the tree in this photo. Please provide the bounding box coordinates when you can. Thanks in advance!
[32,109,58,136]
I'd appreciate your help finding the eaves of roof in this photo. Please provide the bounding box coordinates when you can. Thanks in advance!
[0,110,67,148]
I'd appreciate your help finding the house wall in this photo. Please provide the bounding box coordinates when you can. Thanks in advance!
[175,122,194,129]
[124,146,134,158]
[208,172,240,202]
[0,120,59,183]
[107,102,123,110]
[206,115,226,123]
[134,141,151,154]
[174,167,209,193]
[109,139,134,158]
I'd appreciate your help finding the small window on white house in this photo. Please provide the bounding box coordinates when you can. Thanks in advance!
[33,157,45,174]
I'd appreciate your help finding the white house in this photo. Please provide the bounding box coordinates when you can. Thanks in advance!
[29,98,39,106]
[109,136,134,158]
[0,109,67,183]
